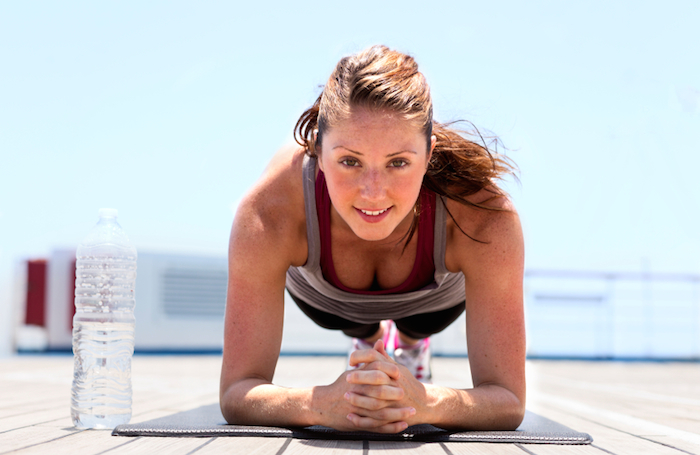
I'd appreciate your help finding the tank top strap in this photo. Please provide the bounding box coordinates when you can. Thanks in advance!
[302,154,321,272]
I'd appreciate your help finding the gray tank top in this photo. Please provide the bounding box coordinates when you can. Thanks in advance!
[285,154,465,324]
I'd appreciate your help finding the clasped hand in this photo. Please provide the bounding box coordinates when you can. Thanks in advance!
[326,339,425,433]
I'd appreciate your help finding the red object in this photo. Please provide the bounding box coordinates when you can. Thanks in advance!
[25,260,47,326]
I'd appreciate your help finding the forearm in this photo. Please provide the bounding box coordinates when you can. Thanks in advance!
[220,378,321,427]
[423,383,525,431]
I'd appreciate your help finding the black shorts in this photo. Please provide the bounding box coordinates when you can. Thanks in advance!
[289,292,465,340]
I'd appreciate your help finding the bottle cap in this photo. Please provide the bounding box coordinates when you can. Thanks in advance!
[98,208,119,218]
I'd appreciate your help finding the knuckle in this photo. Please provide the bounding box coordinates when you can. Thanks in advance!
[369,401,383,411]
[365,371,381,383]
[375,386,390,399]
[375,409,391,420]
[377,385,399,400]
[358,418,380,429]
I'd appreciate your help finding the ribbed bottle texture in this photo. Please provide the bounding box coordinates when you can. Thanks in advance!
[71,209,137,429]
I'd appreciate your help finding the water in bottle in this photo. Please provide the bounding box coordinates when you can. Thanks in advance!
[71,208,137,429]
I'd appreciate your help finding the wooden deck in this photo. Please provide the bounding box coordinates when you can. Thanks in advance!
[1,355,698,454]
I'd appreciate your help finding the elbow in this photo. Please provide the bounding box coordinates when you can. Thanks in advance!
[219,379,251,425]
[219,376,271,425]
[220,387,252,425]
[499,391,526,430]
[501,402,526,431]
[219,385,238,424]
[479,384,526,431]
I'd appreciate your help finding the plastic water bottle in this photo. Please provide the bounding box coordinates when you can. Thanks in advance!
[71,208,137,429]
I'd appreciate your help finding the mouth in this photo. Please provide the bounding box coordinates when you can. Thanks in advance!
[355,206,392,223]
[359,208,389,216]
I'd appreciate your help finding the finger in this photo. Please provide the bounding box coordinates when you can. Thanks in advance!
[347,362,400,383]
[345,388,405,409]
[347,414,408,432]
[347,413,408,432]
[348,383,405,401]
[365,359,401,380]
[347,408,415,432]
[349,346,388,367]
[373,339,391,360]
[346,368,395,386]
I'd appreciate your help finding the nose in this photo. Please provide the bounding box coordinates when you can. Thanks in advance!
[360,169,386,202]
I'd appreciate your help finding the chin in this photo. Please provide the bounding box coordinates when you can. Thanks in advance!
[349,224,396,242]
[355,232,392,242]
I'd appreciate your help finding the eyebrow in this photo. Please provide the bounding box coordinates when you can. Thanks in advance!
[332,146,417,157]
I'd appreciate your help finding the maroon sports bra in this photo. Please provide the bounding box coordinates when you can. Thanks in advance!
[315,170,436,295]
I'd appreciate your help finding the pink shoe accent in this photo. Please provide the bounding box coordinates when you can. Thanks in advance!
[393,334,432,383]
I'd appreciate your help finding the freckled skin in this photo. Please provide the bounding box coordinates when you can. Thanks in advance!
[219,107,526,432]
[318,107,435,243]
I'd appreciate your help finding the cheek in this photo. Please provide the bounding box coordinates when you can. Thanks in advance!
[395,171,424,194]
[324,169,423,207]
[324,173,356,206]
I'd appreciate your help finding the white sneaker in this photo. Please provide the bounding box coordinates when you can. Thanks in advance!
[393,336,432,383]
[347,320,394,370]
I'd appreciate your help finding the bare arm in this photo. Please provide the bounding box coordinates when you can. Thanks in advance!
[218,169,313,426]
[436,198,526,429]
[344,197,526,430]
[219,148,415,431]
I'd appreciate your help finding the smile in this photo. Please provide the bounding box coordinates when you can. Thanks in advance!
[359,208,389,216]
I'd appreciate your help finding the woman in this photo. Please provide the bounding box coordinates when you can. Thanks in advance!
[220,45,525,433]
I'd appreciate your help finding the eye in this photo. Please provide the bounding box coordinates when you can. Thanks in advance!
[389,159,408,168]
[341,158,360,167]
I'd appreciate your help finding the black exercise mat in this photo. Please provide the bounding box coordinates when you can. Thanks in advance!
[113,404,592,444]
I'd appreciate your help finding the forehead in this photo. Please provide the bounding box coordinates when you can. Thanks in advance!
[325,106,425,141]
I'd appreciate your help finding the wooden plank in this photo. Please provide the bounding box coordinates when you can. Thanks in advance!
[284,438,363,455]
[7,429,138,455]
[512,442,610,455]
[535,393,700,453]
[368,440,446,454]
[441,442,539,454]
[0,383,68,409]
[1,356,699,455]
[533,374,700,433]
[37,408,187,430]
[0,405,67,432]
[429,358,474,389]
[532,403,697,455]
[93,436,215,455]
[0,424,82,454]
[194,436,290,455]
[273,357,348,387]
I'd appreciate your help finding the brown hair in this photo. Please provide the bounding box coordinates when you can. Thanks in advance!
[294,45,516,244]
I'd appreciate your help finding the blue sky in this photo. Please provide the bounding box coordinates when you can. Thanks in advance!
[1,0,699,331]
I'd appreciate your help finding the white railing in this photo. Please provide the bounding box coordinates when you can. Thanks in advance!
[524,270,700,359]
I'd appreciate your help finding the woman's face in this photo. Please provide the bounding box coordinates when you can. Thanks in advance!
[318,106,435,242]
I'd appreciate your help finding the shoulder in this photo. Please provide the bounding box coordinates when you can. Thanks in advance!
[231,144,309,267]
[443,186,524,278]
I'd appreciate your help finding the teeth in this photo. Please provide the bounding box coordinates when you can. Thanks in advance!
[360,208,388,216]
